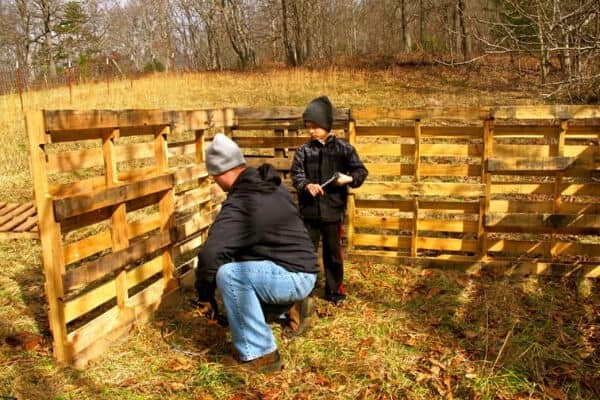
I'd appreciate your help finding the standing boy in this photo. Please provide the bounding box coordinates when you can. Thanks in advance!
[291,96,368,305]
[195,133,319,373]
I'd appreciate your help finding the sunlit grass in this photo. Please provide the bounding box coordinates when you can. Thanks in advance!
[2,66,597,399]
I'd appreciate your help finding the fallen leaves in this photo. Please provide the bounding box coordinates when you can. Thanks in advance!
[4,331,43,351]
[539,384,568,400]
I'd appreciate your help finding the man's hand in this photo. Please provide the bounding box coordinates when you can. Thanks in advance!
[306,183,325,197]
[336,173,353,186]
[191,299,215,319]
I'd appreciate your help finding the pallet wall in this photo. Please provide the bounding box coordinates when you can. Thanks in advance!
[347,107,599,277]
[25,109,220,367]
[25,105,599,367]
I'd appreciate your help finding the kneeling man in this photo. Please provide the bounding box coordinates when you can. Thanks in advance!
[195,133,319,373]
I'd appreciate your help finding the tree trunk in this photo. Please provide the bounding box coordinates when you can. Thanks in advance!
[281,0,298,66]
[457,0,471,61]
[419,0,425,50]
[400,0,412,52]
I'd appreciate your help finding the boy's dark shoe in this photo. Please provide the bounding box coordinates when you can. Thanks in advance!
[286,296,315,337]
[325,293,347,306]
[240,350,282,374]
[325,283,347,305]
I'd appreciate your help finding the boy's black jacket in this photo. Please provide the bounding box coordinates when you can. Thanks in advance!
[195,164,319,301]
[291,135,368,222]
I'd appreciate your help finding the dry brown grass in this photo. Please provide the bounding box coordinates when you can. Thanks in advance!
[2,63,598,400]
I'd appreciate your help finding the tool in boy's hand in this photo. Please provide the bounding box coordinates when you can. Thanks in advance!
[320,172,340,189]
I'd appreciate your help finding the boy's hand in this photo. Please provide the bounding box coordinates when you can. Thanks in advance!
[306,183,325,197]
[336,173,353,186]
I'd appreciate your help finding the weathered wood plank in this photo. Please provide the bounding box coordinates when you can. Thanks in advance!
[486,213,600,233]
[43,109,172,132]
[421,126,483,137]
[175,186,211,213]
[63,255,164,323]
[0,202,36,231]
[244,157,292,170]
[347,250,599,277]
[0,203,28,222]
[230,136,308,148]
[0,231,39,240]
[354,143,414,156]
[420,143,482,157]
[53,174,174,221]
[418,200,481,213]
[13,215,38,232]
[26,110,71,362]
[354,215,413,230]
[168,140,196,158]
[487,239,600,258]
[487,200,600,214]
[173,210,213,242]
[492,144,595,161]
[420,164,482,177]
[173,230,205,257]
[487,157,578,172]
[63,231,111,265]
[418,219,479,233]
[490,182,600,196]
[355,126,414,137]
[352,107,494,121]
[233,107,350,123]
[416,236,479,252]
[353,233,412,248]
[354,198,414,211]
[491,105,600,120]
[59,192,161,233]
[63,231,171,291]
[172,164,208,185]
[353,182,485,197]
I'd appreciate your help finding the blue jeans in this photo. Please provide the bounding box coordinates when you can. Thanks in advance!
[215,260,317,361]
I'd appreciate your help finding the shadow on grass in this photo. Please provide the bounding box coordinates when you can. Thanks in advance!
[348,261,600,399]
[0,239,111,400]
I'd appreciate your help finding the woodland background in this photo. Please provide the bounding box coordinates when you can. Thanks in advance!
[0,0,598,101]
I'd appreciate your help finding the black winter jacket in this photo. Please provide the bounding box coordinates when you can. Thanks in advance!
[195,164,319,299]
[291,135,368,222]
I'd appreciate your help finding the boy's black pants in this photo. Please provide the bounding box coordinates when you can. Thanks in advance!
[303,219,345,297]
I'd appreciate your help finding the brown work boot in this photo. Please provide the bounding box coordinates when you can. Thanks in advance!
[286,296,315,337]
[240,350,282,374]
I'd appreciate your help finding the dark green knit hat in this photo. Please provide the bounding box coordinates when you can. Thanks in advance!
[303,96,333,131]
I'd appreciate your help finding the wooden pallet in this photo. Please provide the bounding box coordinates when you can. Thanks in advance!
[0,201,39,240]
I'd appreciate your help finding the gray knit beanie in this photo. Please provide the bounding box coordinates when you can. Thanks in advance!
[205,133,246,176]
[303,96,333,131]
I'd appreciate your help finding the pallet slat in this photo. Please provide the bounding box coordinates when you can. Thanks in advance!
[353,182,485,197]
[486,213,600,233]
[53,174,174,221]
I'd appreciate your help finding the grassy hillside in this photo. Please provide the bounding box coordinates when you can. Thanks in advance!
[1,62,598,400]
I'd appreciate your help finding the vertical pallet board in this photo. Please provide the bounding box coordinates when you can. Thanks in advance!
[479,119,493,262]
[155,125,177,292]
[550,120,567,258]
[411,120,421,259]
[102,128,130,310]
[25,110,71,363]
[346,120,357,252]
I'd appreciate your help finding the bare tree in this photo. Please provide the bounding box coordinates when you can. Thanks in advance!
[399,0,412,52]
[456,0,471,60]
[473,0,599,97]
[219,0,256,69]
